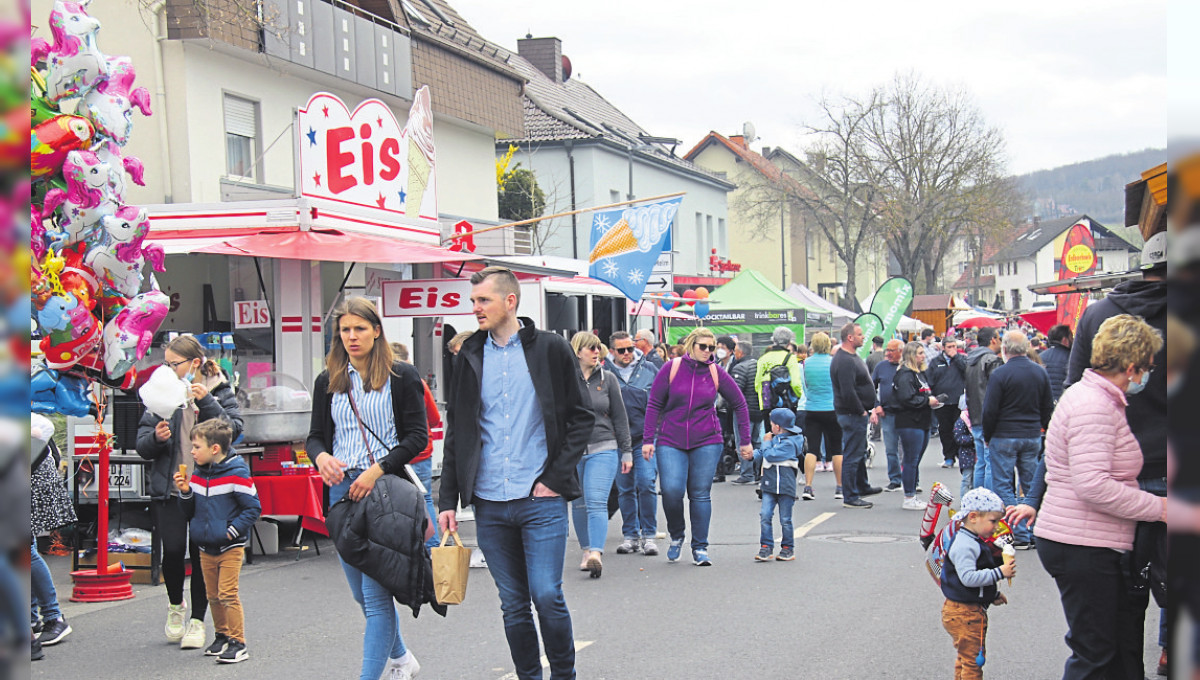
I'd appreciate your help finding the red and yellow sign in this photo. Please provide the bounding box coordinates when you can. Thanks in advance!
[1055,221,1096,331]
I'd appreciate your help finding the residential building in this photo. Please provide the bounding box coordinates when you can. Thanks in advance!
[981,215,1138,311]
[495,36,736,278]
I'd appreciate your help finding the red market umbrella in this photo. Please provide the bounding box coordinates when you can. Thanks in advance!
[1019,310,1057,335]
[957,316,1004,329]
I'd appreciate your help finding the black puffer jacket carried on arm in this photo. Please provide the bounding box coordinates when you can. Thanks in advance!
[327,474,447,618]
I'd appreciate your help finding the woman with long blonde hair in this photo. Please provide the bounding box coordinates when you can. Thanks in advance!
[305,297,430,680]
[892,341,939,510]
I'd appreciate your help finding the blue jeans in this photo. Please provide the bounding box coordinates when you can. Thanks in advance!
[836,413,870,502]
[571,450,619,552]
[960,465,974,504]
[617,445,658,540]
[896,427,929,497]
[971,425,992,491]
[330,473,407,680]
[655,443,723,550]
[410,458,438,550]
[759,492,795,549]
[31,537,62,625]
[986,437,1041,543]
[880,413,902,486]
[475,496,574,680]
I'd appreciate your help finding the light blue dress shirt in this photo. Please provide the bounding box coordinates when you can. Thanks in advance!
[474,332,550,501]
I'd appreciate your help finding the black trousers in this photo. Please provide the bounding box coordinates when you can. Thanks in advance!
[151,498,207,620]
[934,405,961,463]
[803,410,841,462]
[1037,536,1143,680]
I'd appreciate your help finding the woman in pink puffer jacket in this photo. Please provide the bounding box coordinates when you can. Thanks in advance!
[1035,314,1166,680]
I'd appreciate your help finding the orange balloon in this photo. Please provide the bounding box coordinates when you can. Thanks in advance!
[695,287,709,299]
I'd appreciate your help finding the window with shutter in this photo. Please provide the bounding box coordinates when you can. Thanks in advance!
[224,94,259,181]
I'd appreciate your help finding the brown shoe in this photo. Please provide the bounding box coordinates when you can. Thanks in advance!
[1156,647,1167,676]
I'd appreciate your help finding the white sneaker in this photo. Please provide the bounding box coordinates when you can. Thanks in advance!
[469,548,487,569]
[180,618,205,649]
[902,497,928,511]
[384,651,420,679]
[165,604,187,642]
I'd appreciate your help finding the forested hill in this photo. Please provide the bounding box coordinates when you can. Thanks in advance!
[1017,148,1165,228]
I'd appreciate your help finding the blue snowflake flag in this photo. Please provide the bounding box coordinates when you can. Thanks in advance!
[586,197,682,301]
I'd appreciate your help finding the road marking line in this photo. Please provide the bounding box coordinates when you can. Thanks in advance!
[498,641,594,679]
[793,512,836,539]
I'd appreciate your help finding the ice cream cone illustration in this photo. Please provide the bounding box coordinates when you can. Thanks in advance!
[588,219,639,263]
[1002,543,1015,586]
[404,87,434,215]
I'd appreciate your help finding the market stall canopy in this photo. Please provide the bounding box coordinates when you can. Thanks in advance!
[956,316,1004,329]
[627,299,695,319]
[707,270,822,312]
[784,283,857,327]
[897,316,934,332]
[951,308,1003,326]
[193,228,483,264]
[1019,310,1057,335]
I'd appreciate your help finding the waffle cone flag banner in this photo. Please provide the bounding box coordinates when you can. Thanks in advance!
[587,197,682,301]
[868,277,915,347]
[1055,220,1096,332]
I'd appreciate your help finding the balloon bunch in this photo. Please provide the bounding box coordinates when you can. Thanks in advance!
[31,0,168,415]
[674,287,710,318]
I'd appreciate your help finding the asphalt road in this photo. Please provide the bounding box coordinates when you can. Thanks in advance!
[34,440,1168,679]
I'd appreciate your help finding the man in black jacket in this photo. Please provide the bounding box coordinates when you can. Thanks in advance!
[729,341,762,485]
[1039,324,1072,403]
[981,331,1053,549]
[929,338,967,467]
[831,322,880,508]
[438,267,594,680]
[964,326,1003,489]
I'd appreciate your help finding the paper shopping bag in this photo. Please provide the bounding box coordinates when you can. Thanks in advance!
[430,530,471,605]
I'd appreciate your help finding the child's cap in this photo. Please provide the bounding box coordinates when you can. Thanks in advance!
[769,408,803,435]
[961,487,1004,513]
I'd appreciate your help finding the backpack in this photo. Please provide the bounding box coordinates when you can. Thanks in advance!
[924,511,1009,587]
[668,357,719,388]
[765,352,798,411]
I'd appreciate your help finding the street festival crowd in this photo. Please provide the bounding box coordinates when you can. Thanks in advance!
[29,234,1198,680]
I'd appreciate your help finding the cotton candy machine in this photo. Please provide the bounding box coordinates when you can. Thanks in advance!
[238,372,312,445]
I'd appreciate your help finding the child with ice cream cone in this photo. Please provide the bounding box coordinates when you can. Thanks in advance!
[940,488,1014,679]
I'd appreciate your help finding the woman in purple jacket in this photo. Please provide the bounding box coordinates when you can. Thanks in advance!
[642,328,751,566]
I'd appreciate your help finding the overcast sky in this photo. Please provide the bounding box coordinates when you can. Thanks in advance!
[454,0,1166,175]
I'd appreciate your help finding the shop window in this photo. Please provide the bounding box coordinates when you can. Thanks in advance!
[1013,261,1018,275]
[224,94,261,182]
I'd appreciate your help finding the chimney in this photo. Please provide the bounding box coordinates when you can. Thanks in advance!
[761,146,771,157]
[517,35,562,82]
[728,135,746,148]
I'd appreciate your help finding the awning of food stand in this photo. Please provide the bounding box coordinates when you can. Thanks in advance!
[193,228,483,264]
[1018,309,1057,335]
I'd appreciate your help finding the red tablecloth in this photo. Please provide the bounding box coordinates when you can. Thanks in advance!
[253,474,328,536]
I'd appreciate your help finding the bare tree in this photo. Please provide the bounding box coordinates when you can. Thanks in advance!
[859,74,1013,294]
[733,91,886,303]
[957,177,1028,303]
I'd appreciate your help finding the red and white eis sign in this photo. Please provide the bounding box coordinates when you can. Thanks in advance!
[234,300,271,329]
[380,279,473,318]
[297,87,437,220]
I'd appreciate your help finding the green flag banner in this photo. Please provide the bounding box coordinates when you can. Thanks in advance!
[853,312,884,359]
[868,277,914,344]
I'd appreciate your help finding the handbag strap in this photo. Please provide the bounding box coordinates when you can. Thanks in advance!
[344,388,379,467]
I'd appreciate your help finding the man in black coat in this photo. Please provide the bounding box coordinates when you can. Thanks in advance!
[1039,324,1072,403]
[438,267,594,680]
[929,337,967,467]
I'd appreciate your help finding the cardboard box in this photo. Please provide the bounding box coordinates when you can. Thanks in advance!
[77,551,155,585]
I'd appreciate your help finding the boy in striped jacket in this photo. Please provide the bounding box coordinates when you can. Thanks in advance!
[173,419,260,664]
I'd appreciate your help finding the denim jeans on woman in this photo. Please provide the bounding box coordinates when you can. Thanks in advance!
[31,537,62,625]
[571,450,619,552]
[970,425,992,491]
[330,471,408,680]
[474,496,575,680]
[655,443,723,551]
[880,413,903,487]
[617,446,657,541]
[895,427,929,497]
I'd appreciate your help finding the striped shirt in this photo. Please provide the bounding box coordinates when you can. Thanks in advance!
[330,365,398,471]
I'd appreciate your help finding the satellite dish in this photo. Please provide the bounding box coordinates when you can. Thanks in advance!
[742,121,757,143]
[562,55,572,81]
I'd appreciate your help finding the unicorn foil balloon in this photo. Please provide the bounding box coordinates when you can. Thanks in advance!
[102,289,169,379]
[94,139,146,202]
[31,0,109,103]
[41,149,118,249]
[85,206,165,298]
[82,56,152,145]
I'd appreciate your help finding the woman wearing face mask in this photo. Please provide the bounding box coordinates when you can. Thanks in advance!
[1034,314,1167,679]
[136,334,243,650]
[569,331,632,578]
[642,328,751,566]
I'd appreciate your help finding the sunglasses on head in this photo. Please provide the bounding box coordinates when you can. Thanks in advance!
[696,343,715,352]
[614,346,635,354]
